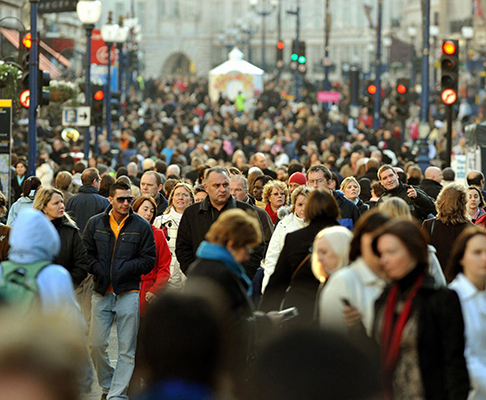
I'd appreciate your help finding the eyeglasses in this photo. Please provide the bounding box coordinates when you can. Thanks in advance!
[174,193,190,198]
[245,246,254,255]
[116,196,134,204]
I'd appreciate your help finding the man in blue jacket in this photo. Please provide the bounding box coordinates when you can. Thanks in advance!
[84,181,156,400]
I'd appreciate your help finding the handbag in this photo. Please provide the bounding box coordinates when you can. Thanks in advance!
[279,253,312,311]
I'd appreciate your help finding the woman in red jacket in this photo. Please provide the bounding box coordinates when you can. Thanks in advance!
[133,195,171,316]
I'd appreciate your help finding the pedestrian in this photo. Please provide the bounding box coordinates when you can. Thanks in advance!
[467,185,486,226]
[83,181,156,400]
[7,176,42,226]
[140,171,168,216]
[340,176,370,215]
[10,160,27,203]
[262,180,289,224]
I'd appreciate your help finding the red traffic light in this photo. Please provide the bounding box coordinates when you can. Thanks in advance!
[397,84,407,94]
[94,90,104,101]
[367,84,377,95]
[277,41,285,50]
[22,33,32,49]
[442,41,457,55]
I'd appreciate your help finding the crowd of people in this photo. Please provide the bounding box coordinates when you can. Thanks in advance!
[1,77,486,400]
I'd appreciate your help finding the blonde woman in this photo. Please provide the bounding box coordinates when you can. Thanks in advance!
[340,177,369,215]
[154,182,195,289]
[262,180,289,224]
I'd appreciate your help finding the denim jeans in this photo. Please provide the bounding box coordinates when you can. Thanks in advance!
[90,291,140,400]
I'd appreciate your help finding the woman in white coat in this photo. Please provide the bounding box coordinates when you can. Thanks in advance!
[448,227,486,399]
[154,182,195,290]
[260,186,311,293]
[319,210,390,335]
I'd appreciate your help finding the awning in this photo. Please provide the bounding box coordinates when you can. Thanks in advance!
[0,28,69,78]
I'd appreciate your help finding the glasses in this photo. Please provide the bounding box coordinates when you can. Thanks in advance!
[174,193,190,198]
[245,246,254,255]
[116,196,134,204]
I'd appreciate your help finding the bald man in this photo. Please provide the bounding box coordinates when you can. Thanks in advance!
[466,170,486,200]
[419,166,443,200]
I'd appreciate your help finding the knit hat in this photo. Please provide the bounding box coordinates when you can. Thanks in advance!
[289,172,307,186]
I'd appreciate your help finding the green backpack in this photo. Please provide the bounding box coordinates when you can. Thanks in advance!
[0,260,51,314]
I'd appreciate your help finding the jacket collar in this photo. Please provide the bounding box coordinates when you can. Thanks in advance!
[79,185,100,194]
[103,204,134,218]
[352,257,386,287]
[450,273,483,301]
[198,195,236,212]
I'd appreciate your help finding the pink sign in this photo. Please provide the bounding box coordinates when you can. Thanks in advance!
[317,91,341,103]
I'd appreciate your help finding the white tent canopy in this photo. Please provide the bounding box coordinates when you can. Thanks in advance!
[208,47,264,103]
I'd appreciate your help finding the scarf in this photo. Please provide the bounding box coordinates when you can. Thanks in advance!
[381,272,424,400]
[196,241,253,297]
[168,207,183,226]
[16,175,25,188]
[265,203,279,224]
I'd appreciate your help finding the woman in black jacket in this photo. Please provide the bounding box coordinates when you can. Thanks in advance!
[371,220,469,400]
[33,188,89,286]
[259,189,340,325]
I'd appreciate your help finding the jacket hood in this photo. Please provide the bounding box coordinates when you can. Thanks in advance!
[16,196,34,204]
[8,209,60,263]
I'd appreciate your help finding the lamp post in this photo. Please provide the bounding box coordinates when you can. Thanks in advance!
[323,0,331,91]
[249,0,278,72]
[407,25,417,88]
[27,0,39,178]
[101,12,120,143]
[373,0,383,129]
[77,0,102,161]
[429,24,439,90]
[461,26,474,73]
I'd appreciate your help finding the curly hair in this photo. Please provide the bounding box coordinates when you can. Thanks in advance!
[436,183,469,225]
[262,180,289,206]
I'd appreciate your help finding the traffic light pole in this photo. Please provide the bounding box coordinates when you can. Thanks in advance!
[28,0,39,178]
[373,0,382,129]
[84,24,94,161]
[287,1,300,101]
[445,105,453,168]
[106,42,113,143]
[277,0,282,80]
[323,0,331,91]
[420,0,430,123]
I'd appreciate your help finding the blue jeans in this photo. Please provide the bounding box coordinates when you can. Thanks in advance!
[90,291,140,400]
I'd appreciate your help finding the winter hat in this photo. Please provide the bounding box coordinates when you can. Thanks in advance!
[289,172,307,186]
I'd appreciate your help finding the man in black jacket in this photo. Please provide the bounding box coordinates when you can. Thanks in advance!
[419,166,443,200]
[66,168,110,233]
[377,164,436,221]
[83,181,156,400]
[176,166,264,279]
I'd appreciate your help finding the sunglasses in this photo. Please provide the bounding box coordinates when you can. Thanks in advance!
[116,196,134,204]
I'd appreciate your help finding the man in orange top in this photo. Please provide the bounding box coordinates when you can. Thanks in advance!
[84,181,156,400]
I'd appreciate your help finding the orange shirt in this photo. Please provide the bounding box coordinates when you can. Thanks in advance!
[106,212,129,294]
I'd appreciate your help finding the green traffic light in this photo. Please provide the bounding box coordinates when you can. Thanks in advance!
[291,53,298,61]
[298,56,306,64]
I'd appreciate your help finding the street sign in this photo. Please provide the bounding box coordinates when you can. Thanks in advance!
[0,100,12,205]
[62,107,91,127]
[38,0,77,14]
[441,89,457,105]
[317,91,341,103]
[19,90,30,108]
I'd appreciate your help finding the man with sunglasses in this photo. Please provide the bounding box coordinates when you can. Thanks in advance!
[83,181,156,400]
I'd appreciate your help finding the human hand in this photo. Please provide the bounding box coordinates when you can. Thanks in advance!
[407,186,417,198]
[343,306,362,328]
[145,292,156,303]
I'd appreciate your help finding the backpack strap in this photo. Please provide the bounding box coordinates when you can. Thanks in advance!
[1,260,52,283]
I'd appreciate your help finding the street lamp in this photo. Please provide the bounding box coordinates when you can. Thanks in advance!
[408,25,417,88]
[101,12,120,143]
[76,0,102,160]
[249,0,278,72]
[461,26,474,72]
[113,20,129,123]
[429,24,439,89]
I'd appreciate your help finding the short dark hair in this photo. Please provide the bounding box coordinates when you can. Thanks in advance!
[205,166,230,181]
[73,161,86,174]
[304,189,339,222]
[377,164,395,181]
[109,181,131,197]
[349,210,390,262]
[55,171,72,191]
[22,176,42,198]
[155,160,167,175]
[81,167,100,186]
[442,167,455,181]
[288,163,305,177]
[306,165,332,181]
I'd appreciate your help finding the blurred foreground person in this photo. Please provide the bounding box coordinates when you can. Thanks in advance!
[246,329,381,400]
[0,311,85,400]
[448,227,486,399]
[372,220,469,400]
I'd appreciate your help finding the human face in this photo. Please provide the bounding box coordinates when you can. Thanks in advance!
[136,200,155,224]
[379,169,399,191]
[204,172,230,208]
[255,154,267,170]
[307,171,329,190]
[289,182,302,195]
[269,187,286,209]
[377,234,417,280]
[110,189,133,219]
[316,237,340,274]
[460,235,486,290]
[141,173,162,198]
[172,186,193,213]
[468,189,481,211]
[16,163,26,177]
[343,181,360,202]
[195,191,207,203]
[229,246,253,264]
[230,180,248,202]
[43,193,65,220]
[253,180,264,201]
[294,194,306,219]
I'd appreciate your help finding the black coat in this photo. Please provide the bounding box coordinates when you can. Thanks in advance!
[83,206,156,295]
[175,196,264,279]
[259,216,339,324]
[52,216,89,286]
[155,193,168,217]
[419,179,443,200]
[66,185,110,233]
[333,190,361,230]
[373,276,470,400]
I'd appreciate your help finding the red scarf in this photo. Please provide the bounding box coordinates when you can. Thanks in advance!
[265,203,279,224]
[381,274,424,400]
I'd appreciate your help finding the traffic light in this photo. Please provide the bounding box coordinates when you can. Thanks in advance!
[276,41,285,69]
[364,81,376,112]
[111,91,121,123]
[297,41,307,74]
[19,32,32,89]
[92,85,104,126]
[290,40,298,71]
[440,39,459,105]
[395,78,410,118]
[128,47,139,71]
[38,70,51,106]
